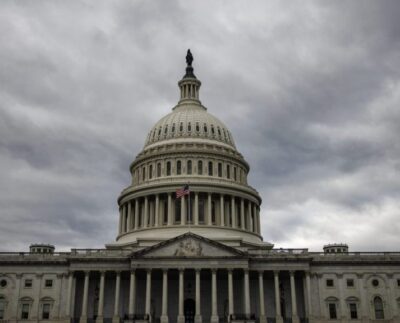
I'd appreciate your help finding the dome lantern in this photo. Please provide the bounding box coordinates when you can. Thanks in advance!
[178,49,202,104]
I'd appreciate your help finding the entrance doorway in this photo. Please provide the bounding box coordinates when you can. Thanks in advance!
[184,298,195,323]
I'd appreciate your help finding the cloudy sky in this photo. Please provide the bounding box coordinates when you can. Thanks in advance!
[1,1,399,252]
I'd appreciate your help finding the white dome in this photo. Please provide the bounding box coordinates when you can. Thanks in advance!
[144,103,236,149]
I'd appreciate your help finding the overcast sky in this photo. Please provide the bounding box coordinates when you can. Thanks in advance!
[1,1,399,252]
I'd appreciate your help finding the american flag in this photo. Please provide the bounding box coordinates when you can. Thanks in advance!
[176,184,190,198]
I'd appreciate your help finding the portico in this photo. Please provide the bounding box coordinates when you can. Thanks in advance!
[69,233,309,323]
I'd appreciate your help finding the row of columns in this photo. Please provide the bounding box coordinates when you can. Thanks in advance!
[119,194,261,235]
[70,269,309,323]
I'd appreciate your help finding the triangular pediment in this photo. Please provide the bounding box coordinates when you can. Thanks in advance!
[133,232,245,258]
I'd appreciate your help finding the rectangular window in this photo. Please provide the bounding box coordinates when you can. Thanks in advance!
[233,167,237,181]
[163,201,168,224]
[349,303,358,319]
[149,165,153,179]
[198,199,205,223]
[45,279,53,288]
[397,279,400,287]
[42,303,50,319]
[326,279,334,287]
[24,279,32,288]
[21,303,29,319]
[175,199,181,223]
[347,279,354,287]
[329,303,337,319]
[227,165,230,179]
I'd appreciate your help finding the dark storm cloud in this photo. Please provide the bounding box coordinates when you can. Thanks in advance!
[0,0,399,251]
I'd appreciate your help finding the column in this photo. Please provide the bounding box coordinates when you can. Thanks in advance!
[231,196,236,228]
[127,202,132,231]
[113,272,121,322]
[290,271,299,323]
[240,199,245,229]
[220,195,225,226]
[207,193,212,225]
[195,269,202,323]
[155,194,160,227]
[194,192,199,225]
[145,269,152,318]
[305,272,312,320]
[259,271,267,323]
[118,208,123,234]
[144,196,149,228]
[244,269,251,317]
[134,199,139,229]
[161,269,169,323]
[337,274,346,320]
[181,196,186,225]
[128,270,136,319]
[228,270,234,319]
[12,274,22,320]
[274,271,283,323]
[65,272,74,318]
[177,269,185,323]
[253,204,258,233]
[357,274,368,321]
[166,193,172,225]
[80,271,90,323]
[247,202,252,230]
[34,274,43,319]
[96,271,105,322]
[388,274,399,320]
[211,269,219,323]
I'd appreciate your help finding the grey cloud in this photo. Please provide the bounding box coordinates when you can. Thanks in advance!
[0,1,399,252]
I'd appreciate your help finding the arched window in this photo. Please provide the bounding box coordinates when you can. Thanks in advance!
[179,122,183,132]
[176,161,182,175]
[142,167,146,181]
[196,122,200,132]
[204,123,208,133]
[374,296,384,319]
[166,162,171,176]
[157,163,161,177]
[188,122,192,132]
[149,165,153,179]
[164,125,168,134]
[172,123,175,133]
[233,167,237,181]
[208,161,213,176]
[198,160,203,175]
[187,160,192,175]
[218,163,222,177]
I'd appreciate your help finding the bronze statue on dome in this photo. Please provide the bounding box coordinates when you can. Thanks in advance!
[186,49,193,66]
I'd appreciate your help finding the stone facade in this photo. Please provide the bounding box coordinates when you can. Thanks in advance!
[0,54,399,323]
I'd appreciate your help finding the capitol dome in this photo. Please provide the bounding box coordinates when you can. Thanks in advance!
[110,51,269,250]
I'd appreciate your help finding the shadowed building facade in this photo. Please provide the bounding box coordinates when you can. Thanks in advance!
[0,52,400,323]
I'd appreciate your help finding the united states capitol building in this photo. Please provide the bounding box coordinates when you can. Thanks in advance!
[1,52,400,323]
